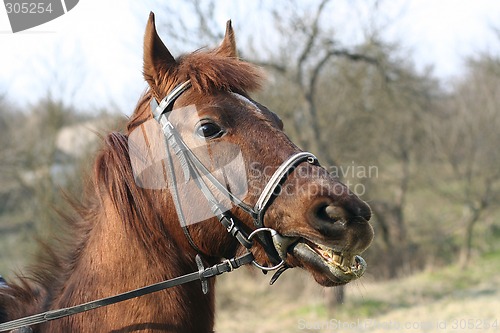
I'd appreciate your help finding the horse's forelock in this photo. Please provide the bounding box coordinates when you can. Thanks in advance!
[173,51,265,94]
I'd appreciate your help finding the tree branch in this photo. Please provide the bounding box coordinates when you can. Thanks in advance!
[296,0,331,86]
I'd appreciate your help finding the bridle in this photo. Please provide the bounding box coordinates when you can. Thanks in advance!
[151,80,318,269]
[0,81,318,333]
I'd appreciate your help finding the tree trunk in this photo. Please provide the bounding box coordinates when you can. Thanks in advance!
[325,285,345,314]
[459,205,481,267]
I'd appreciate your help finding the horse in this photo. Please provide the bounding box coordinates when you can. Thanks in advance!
[0,12,373,333]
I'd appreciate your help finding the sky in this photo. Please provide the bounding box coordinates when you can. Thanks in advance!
[1,0,499,113]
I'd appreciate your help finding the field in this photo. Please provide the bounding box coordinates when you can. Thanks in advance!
[215,251,500,333]
[1,226,499,332]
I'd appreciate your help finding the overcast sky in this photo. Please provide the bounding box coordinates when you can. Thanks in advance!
[1,0,499,113]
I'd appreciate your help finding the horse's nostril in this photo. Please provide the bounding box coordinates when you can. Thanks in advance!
[324,205,346,221]
[315,204,347,224]
[315,202,371,224]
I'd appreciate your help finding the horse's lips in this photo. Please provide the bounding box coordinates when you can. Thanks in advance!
[290,240,367,285]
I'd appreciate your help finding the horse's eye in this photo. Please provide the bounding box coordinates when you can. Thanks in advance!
[196,122,225,139]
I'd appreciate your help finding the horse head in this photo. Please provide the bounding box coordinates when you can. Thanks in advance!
[130,12,374,287]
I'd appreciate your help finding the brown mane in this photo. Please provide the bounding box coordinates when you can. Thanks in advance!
[0,133,154,316]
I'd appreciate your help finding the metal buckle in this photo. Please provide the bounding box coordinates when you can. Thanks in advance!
[226,217,235,233]
[307,156,317,164]
[247,228,285,271]
[195,254,209,295]
[223,258,234,272]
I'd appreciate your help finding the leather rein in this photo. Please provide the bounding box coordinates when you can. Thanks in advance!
[0,81,317,333]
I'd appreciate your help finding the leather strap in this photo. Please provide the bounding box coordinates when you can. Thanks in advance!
[252,152,318,264]
[0,253,254,333]
[151,87,255,254]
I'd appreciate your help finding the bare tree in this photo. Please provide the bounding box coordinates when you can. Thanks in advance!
[309,38,440,277]
[254,1,386,167]
[432,53,500,266]
[154,0,385,164]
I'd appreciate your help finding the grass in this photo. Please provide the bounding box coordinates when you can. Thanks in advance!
[291,303,329,318]
[215,251,500,332]
[340,299,393,318]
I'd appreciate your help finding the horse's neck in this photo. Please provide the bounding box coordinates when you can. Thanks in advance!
[46,197,215,333]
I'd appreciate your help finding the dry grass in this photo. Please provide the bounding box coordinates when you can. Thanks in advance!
[2,219,499,333]
[215,252,500,332]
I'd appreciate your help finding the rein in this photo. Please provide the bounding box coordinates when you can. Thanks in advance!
[0,81,318,333]
[0,254,253,333]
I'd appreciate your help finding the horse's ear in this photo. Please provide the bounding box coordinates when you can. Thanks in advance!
[143,12,176,97]
[215,20,238,58]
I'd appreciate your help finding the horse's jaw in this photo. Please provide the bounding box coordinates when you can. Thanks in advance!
[277,236,368,287]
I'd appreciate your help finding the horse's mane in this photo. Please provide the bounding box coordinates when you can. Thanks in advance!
[0,132,144,319]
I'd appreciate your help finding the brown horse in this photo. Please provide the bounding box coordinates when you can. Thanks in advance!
[0,13,373,333]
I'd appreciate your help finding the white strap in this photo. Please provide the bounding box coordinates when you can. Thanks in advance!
[254,152,317,212]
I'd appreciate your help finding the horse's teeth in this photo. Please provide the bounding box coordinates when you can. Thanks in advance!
[314,244,350,267]
[332,253,343,265]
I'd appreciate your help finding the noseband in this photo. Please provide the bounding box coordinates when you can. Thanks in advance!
[150,80,318,269]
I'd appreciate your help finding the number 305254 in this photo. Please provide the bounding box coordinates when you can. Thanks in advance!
[5,2,53,14]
